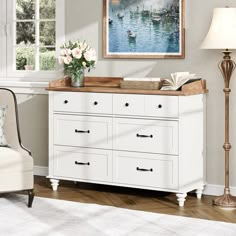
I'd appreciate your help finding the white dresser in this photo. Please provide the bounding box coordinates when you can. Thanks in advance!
[48,88,206,207]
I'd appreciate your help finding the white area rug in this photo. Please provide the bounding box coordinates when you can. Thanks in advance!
[0,194,236,236]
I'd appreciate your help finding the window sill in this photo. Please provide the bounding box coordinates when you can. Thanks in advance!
[0,80,49,95]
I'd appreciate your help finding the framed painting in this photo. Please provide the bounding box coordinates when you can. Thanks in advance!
[103,0,185,59]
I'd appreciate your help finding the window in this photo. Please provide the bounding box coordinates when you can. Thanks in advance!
[1,0,65,80]
[15,0,56,72]
[0,0,7,77]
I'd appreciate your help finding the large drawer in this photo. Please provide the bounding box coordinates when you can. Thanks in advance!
[53,146,112,182]
[113,118,178,155]
[113,151,178,189]
[53,92,112,114]
[54,115,112,149]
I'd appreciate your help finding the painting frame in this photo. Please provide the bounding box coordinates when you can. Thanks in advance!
[103,0,185,59]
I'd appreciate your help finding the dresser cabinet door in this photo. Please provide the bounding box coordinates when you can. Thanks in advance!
[54,115,112,149]
[113,151,178,189]
[113,118,178,155]
[53,92,112,114]
[53,147,112,182]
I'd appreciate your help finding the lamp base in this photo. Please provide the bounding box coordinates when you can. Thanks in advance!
[213,192,236,208]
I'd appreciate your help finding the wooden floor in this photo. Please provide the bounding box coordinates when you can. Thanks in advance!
[33,176,236,224]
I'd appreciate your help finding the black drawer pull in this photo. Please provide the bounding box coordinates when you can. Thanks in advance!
[125,103,129,107]
[75,129,90,134]
[75,161,90,166]
[136,134,153,138]
[136,167,153,172]
[158,104,162,109]
[94,101,98,105]
[64,100,68,104]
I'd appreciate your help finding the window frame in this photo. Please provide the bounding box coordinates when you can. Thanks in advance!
[4,0,65,81]
[0,0,7,77]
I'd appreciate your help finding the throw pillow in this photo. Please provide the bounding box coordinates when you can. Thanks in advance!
[0,105,8,146]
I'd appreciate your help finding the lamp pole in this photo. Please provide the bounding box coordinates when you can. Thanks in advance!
[213,49,236,207]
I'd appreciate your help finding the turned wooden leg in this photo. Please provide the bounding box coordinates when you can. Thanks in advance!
[50,179,60,191]
[27,189,34,208]
[176,193,187,207]
[196,186,204,199]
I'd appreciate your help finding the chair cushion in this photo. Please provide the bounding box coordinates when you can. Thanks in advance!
[0,105,8,146]
[0,147,33,172]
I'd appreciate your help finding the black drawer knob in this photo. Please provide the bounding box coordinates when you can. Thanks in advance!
[94,101,98,105]
[158,104,162,109]
[125,103,129,107]
[64,100,68,104]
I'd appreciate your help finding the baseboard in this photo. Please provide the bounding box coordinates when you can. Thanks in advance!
[34,166,48,176]
[203,184,236,196]
[32,166,236,196]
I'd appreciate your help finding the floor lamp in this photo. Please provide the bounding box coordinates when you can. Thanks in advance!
[201,7,236,207]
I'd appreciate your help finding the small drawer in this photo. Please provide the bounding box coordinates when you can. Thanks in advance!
[53,92,112,114]
[145,95,179,118]
[54,115,112,149]
[113,118,178,155]
[54,146,112,182]
[113,151,178,189]
[113,94,145,116]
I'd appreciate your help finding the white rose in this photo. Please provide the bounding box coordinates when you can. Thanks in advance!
[65,49,72,56]
[84,48,97,62]
[64,56,72,65]
[89,48,97,61]
[82,61,87,67]
[72,48,82,59]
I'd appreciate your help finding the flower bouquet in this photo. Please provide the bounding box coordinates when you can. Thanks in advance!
[59,40,97,87]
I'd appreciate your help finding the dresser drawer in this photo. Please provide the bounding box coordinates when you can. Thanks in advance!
[113,151,178,189]
[54,115,112,149]
[53,92,112,114]
[53,147,112,182]
[113,118,178,155]
[145,95,179,118]
[113,94,145,116]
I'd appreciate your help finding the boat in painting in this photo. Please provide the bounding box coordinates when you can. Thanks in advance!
[117,13,124,19]
[127,30,136,39]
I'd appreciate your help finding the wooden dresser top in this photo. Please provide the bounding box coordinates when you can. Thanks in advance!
[46,77,208,96]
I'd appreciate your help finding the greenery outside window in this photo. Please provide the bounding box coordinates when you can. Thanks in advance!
[16,0,56,71]
[6,0,65,79]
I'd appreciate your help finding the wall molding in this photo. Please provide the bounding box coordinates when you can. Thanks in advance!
[0,81,49,95]
[34,166,48,176]
[203,184,236,196]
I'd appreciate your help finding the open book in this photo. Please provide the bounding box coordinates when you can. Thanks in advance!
[161,72,201,91]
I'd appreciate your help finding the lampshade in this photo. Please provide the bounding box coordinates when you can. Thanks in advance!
[201,8,236,49]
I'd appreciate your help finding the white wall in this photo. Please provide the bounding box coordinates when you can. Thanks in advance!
[17,93,48,167]
[65,0,236,188]
[7,0,236,190]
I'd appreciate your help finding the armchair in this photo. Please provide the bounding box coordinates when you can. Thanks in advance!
[0,88,34,207]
